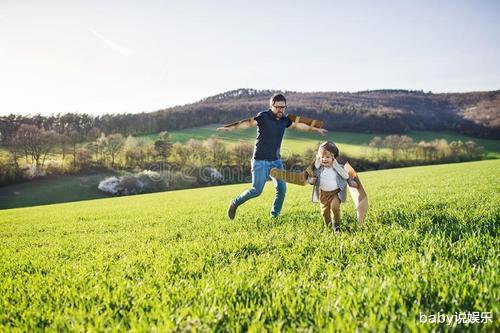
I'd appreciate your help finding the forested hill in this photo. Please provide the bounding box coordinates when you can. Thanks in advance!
[1,89,499,143]
[154,88,500,139]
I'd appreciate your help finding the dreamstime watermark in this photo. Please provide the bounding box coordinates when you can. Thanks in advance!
[144,149,308,185]
[419,311,493,326]
[146,162,255,184]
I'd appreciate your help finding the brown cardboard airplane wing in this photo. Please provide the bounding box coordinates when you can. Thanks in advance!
[287,114,324,129]
[344,162,369,224]
[271,163,369,224]
[269,168,308,186]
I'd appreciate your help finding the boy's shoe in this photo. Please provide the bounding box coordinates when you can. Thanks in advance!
[227,200,238,220]
[333,225,341,234]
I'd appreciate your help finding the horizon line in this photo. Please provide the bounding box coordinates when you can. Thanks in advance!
[2,87,499,117]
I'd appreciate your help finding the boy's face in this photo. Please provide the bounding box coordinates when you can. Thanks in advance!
[318,148,333,167]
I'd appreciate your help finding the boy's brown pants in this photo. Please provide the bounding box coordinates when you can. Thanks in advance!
[319,189,341,228]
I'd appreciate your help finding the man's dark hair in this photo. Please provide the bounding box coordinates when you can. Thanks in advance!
[269,93,287,107]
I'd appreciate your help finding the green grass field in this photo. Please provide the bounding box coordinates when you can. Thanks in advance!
[0,173,114,210]
[0,160,498,331]
[139,124,500,159]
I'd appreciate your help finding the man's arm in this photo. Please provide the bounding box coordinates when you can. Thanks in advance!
[288,115,328,135]
[216,118,257,131]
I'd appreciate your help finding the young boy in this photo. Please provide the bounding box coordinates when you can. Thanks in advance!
[305,141,358,233]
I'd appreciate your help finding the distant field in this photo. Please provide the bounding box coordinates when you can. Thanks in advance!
[138,124,500,158]
[1,126,498,161]
[0,160,498,331]
[1,126,498,210]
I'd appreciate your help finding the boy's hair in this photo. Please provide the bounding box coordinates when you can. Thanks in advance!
[269,93,287,106]
[318,141,339,158]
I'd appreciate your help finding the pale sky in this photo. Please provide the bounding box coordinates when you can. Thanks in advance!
[1,0,499,116]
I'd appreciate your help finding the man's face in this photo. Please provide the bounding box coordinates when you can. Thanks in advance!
[271,101,287,118]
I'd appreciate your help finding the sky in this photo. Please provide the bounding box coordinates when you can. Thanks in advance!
[1,0,499,116]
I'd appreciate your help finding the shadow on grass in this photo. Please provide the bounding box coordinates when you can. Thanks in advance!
[0,173,113,210]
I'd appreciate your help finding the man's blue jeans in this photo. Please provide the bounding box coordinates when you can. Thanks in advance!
[233,159,286,217]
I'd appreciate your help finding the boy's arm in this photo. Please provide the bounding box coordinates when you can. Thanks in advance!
[288,115,328,135]
[216,118,257,131]
[347,178,358,188]
[344,162,359,188]
[305,164,317,185]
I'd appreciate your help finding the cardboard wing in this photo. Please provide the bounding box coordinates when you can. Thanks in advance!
[269,168,308,186]
[344,162,369,224]
[287,114,324,129]
[271,163,369,224]
[220,117,254,129]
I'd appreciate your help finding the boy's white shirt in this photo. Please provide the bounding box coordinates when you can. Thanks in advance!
[314,157,349,180]
[319,168,338,191]
[313,157,369,224]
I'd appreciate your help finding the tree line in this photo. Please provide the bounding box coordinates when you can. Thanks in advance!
[1,89,498,147]
[0,121,485,188]
[0,123,255,186]
[368,135,483,162]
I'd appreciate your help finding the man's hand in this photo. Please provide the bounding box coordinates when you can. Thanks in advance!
[314,127,328,136]
[347,179,359,188]
[216,126,234,132]
[290,122,328,135]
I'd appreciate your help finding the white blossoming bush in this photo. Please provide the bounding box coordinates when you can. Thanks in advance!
[98,170,166,195]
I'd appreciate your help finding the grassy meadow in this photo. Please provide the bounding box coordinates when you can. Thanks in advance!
[0,159,498,331]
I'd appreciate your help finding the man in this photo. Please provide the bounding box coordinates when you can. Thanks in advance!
[217,93,327,219]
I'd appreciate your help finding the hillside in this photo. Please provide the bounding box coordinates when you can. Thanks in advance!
[0,160,498,331]
[1,89,499,148]
[149,88,500,139]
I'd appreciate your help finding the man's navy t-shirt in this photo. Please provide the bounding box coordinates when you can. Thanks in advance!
[253,110,293,161]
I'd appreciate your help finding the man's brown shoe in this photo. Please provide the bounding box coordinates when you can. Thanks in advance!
[227,200,238,220]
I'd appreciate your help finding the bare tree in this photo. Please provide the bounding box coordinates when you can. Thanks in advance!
[123,135,150,168]
[39,131,60,169]
[18,125,40,165]
[59,134,69,167]
[153,131,173,163]
[75,147,92,170]
[68,130,83,168]
[14,125,58,170]
[105,133,125,168]
[203,137,227,168]
[96,133,107,165]
[449,140,464,159]
[171,142,190,166]
[464,141,483,159]
[383,135,401,162]
[432,139,449,160]
[369,136,383,160]
[186,139,207,165]
[5,136,20,171]
[231,141,253,167]
[399,135,414,160]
